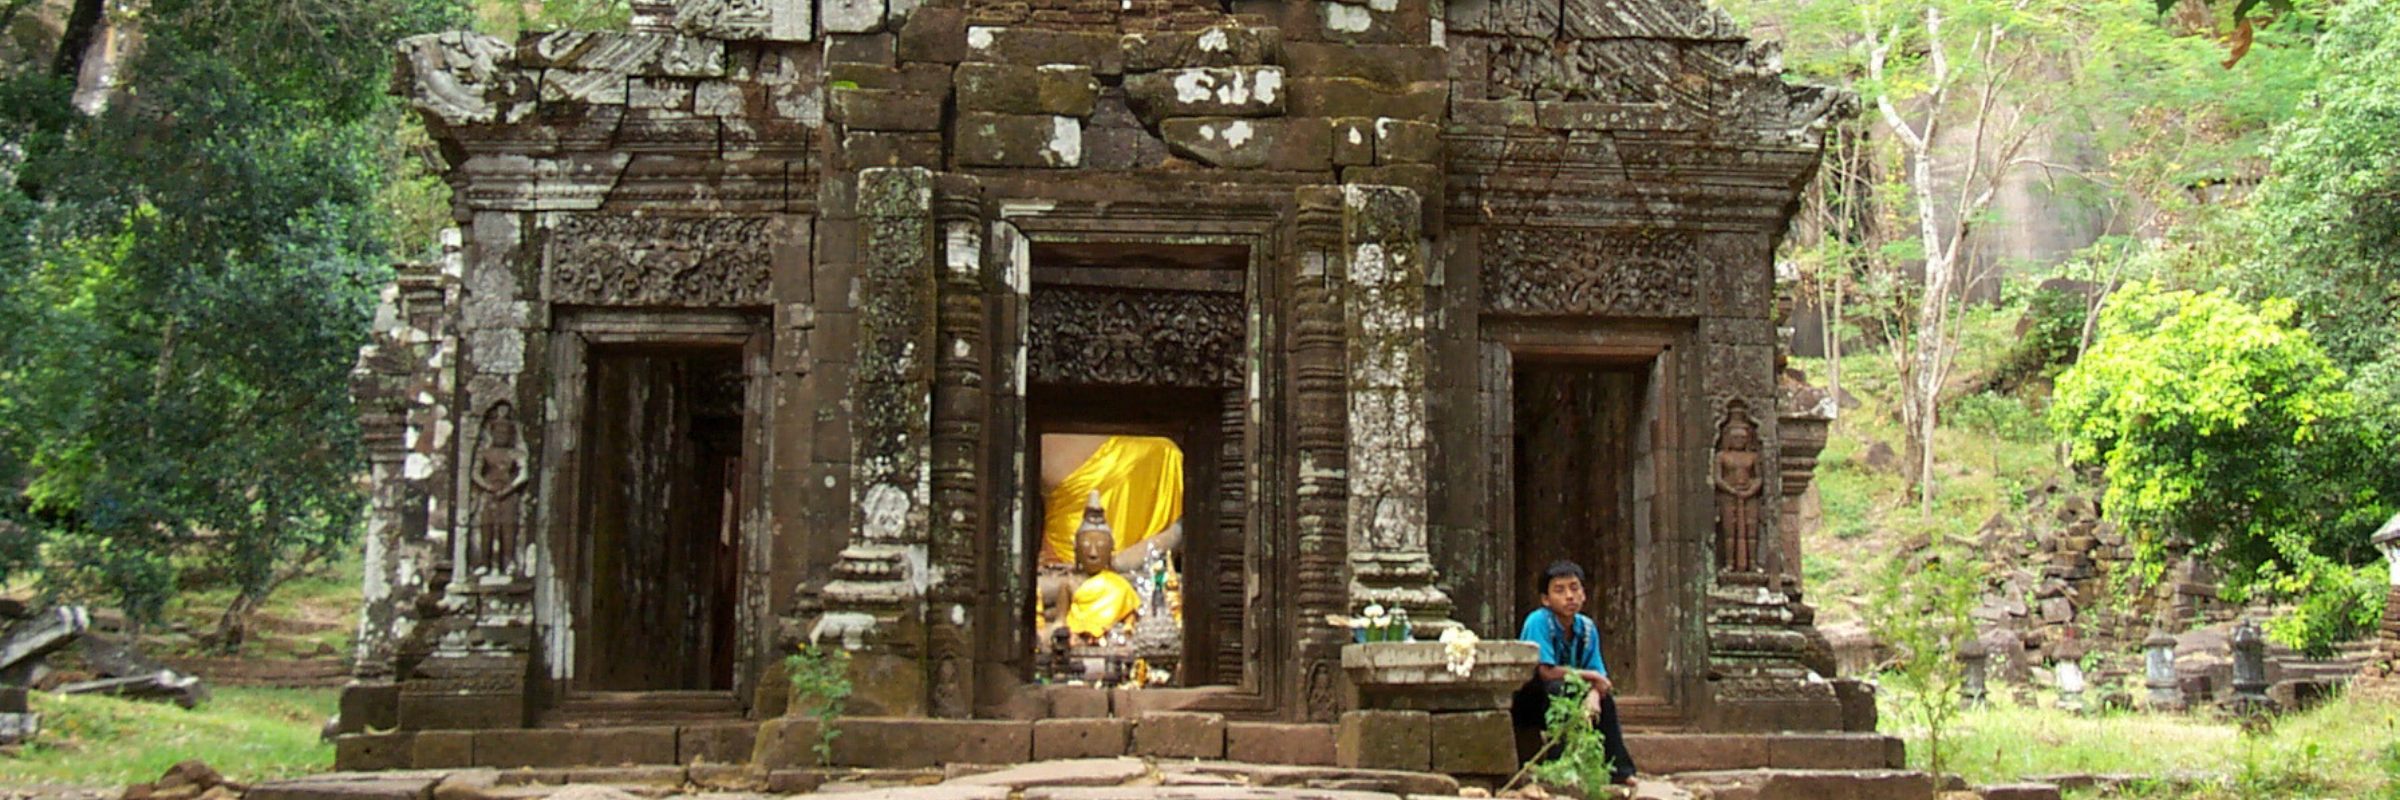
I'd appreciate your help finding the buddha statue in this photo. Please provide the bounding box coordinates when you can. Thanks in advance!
[1045,492,1141,644]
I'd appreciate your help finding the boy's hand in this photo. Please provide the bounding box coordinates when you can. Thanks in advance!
[1585,671,1612,698]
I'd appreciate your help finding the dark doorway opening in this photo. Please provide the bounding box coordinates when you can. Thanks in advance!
[1512,360,1654,695]
[575,345,746,692]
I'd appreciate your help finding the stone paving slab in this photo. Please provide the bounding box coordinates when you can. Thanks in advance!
[249,777,441,800]
[1669,769,1934,800]
[801,787,1009,800]
[944,758,1152,789]
[1165,763,1461,796]
[1026,787,1400,800]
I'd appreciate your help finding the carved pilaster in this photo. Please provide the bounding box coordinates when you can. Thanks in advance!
[1341,185,1454,632]
[817,167,937,715]
[1775,377,1834,587]
[1290,186,1350,722]
[926,182,986,718]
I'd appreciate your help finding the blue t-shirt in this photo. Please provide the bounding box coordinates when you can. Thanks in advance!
[1520,608,1608,678]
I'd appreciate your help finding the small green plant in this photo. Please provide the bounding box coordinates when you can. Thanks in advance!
[1501,673,1616,793]
[784,642,853,766]
[1866,532,1984,787]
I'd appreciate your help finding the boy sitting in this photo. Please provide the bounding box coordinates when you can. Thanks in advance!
[1512,559,1639,785]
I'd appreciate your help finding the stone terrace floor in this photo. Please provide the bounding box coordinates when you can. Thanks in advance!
[242,758,2054,800]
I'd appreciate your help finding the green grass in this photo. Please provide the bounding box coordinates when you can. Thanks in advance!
[1894,687,2400,798]
[0,687,335,787]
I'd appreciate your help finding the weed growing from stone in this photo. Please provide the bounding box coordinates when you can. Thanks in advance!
[784,643,852,766]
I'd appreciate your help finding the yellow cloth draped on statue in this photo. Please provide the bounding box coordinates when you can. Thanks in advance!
[1043,436,1184,563]
[1065,570,1140,637]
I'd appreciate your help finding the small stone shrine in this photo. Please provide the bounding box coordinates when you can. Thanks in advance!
[343,0,1855,742]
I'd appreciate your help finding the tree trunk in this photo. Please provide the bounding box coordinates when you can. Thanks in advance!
[51,0,105,81]
[213,588,262,655]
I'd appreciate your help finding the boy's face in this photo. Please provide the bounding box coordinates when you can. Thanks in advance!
[1541,575,1586,617]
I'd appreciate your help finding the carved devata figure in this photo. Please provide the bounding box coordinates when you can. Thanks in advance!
[470,402,530,576]
[1713,402,1765,573]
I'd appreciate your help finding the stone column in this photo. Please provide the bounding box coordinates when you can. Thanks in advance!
[816,167,937,717]
[1341,185,1454,634]
[926,180,987,718]
[1290,186,1353,721]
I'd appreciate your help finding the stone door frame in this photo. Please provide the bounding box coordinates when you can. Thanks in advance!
[1481,320,1698,728]
[536,308,774,711]
[989,202,1288,716]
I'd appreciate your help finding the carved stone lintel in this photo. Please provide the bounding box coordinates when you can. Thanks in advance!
[1028,289,1244,389]
[1483,227,1699,318]
[548,215,778,307]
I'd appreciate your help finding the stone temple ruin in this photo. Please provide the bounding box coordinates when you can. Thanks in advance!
[338,0,1867,775]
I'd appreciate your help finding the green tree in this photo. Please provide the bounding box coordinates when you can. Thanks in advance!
[0,0,462,646]
[2218,0,2400,400]
[2051,283,2387,652]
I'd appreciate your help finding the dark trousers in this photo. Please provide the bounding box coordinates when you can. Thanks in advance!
[1511,678,1639,781]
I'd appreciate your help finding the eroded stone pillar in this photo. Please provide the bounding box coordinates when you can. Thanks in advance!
[816,167,937,716]
[926,179,987,718]
[1290,186,1352,721]
[1341,185,1454,634]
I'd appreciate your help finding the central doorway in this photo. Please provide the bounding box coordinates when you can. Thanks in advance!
[574,344,747,692]
[1511,358,1659,697]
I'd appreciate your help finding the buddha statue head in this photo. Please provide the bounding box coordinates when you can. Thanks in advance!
[1075,490,1115,576]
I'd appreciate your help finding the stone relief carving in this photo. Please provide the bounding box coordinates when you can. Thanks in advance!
[1714,400,1766,574]
[548,215,777,307]
[1482,227,1700,317]
[1027,289,1243,389]
[469,402,531,577]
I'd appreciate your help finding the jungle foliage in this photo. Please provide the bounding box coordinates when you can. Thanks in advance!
[0,0,463,648]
